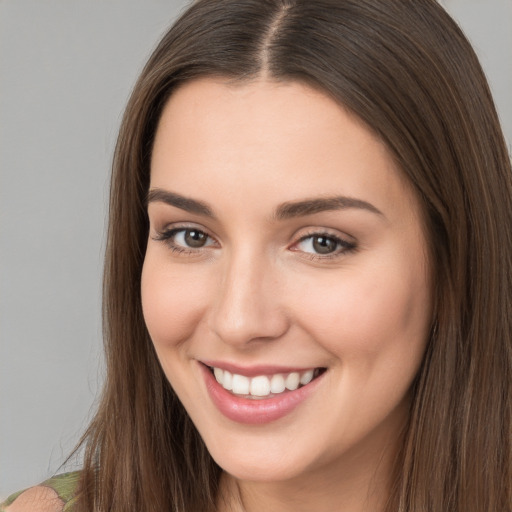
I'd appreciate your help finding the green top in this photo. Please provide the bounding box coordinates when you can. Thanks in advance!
[0,472,80,511]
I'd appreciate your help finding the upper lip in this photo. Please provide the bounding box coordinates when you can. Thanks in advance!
[200,360,323,377]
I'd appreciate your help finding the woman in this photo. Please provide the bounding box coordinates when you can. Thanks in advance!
[3,0,511,511]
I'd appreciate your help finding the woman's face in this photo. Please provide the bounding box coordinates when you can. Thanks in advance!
[142,78,431,484]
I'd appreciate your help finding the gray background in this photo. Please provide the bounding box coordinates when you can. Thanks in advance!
[1,0,511,500]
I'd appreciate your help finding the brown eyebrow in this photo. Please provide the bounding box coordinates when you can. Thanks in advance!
[147,188,215,218]
[273,196,383,220]
[147,188,383,220]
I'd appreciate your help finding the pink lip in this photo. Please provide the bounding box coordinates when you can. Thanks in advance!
[201,360,315,377]
[199,363,325,424]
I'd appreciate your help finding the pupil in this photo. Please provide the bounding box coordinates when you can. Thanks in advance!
[312,236,337,254]
[184,230,207,248]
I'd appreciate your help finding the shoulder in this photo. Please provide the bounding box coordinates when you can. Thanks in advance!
[1,472,81,512]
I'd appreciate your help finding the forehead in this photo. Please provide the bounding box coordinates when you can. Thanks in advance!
[150,78,420,223]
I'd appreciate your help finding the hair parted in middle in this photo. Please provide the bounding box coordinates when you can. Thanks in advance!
[74,1,512,511]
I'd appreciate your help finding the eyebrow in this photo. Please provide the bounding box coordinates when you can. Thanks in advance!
[274,196,383,220]
[147,188,383,220]
[147,188,215,217]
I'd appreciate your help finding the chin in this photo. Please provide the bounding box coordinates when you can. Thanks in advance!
[203,432,318,483]
[214,456,306,483]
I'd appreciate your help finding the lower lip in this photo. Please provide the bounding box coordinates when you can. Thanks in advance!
[200,364,325,424]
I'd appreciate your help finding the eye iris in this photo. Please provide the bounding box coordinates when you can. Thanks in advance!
[312,236,337,254]
[184,229,207,248]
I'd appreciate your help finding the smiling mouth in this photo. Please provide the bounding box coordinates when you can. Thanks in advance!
[206,366,326,400]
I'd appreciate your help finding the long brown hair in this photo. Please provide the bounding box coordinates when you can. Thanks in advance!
[75,1,512,510]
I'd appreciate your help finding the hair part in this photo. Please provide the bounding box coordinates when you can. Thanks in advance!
[73,1,512,511]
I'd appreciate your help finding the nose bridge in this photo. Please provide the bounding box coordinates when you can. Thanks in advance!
[210,244,287,346]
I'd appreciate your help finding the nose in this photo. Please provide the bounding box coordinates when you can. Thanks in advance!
[208,249,289,347]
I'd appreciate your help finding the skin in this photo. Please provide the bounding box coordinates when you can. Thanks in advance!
[5,487,63,512]
[142,78,432,512]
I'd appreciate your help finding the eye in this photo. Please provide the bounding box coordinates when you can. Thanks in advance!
[174,228,211,248]
[301,235,338,255]
[293,233,356,258]
[152,227,216,253]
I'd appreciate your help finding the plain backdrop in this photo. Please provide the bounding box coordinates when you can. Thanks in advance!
[1,0,511,500]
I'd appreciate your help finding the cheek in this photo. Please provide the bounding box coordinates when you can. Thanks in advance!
[141,256,209,351]
[293,262,431,365]
[291,261,431,441]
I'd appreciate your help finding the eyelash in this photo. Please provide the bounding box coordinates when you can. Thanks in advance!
[293,231,357,260]
[152,227,216,256]
[152,226,357,260]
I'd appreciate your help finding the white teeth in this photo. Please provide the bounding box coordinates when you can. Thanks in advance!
[223,370,233,390]
[212,366,320,397]
[250,375,271,397]
[232,374,250,395]
[270,374,285,394]
[300,369,314,385]
[213,367,224,383]
[285,372,300,391]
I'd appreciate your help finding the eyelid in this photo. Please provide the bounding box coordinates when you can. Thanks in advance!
[151,220,215,238]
